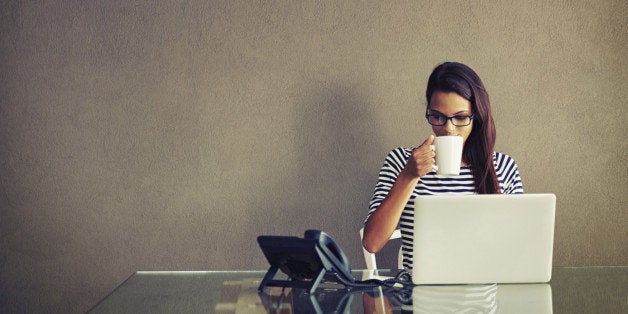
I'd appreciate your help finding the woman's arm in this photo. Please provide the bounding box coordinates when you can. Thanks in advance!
[363,171,418,253]
[362,135,435,253]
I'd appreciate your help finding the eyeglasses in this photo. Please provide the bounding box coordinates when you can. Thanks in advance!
[425,112,475,126]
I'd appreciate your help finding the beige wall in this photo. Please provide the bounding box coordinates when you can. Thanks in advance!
[1,1,626,312]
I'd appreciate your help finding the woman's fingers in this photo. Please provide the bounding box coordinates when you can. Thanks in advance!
[407,136,436,178]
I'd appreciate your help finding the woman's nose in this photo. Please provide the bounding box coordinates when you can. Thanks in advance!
[444,120,456,134]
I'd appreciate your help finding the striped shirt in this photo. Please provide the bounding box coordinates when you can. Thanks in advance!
[366,147,524,269]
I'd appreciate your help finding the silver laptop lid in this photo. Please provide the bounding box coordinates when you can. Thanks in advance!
[411,194,556,284]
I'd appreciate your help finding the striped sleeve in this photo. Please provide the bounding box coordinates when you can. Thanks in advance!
[366,147,411,222]
[495,152,524,194]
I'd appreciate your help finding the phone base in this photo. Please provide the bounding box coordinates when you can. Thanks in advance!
[258,266,327,294]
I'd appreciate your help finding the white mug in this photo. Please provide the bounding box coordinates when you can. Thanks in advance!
[432,136,463,176]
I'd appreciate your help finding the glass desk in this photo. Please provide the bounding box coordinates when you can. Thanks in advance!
[88,267,626,313]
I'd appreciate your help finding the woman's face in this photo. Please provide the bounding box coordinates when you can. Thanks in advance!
[427,91,474,145]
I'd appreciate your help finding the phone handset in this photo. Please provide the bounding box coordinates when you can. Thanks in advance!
[304,230,355,284]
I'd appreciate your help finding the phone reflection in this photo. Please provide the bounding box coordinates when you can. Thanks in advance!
[215,278,355,314]
[365,283,552,314]
[259,287,354,313]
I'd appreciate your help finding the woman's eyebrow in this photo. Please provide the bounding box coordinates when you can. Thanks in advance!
[427,109,472,115]
[426,108,444,115]
[453,110,472,115]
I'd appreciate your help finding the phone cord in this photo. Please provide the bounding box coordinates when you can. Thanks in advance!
[335,269,414,289]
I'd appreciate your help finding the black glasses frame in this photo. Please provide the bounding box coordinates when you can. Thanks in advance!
[424,111,475,126]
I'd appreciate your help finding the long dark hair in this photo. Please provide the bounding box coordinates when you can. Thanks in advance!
[426,62,500,194]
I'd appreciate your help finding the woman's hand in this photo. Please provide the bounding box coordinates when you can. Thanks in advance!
[402,135,436,178]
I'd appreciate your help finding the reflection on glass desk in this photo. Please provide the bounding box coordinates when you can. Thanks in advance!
[88,267,627,313]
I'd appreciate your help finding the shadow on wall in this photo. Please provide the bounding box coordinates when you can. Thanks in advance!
[247,79,385,265]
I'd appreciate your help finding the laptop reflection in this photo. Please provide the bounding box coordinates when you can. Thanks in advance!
[405,283,552,314]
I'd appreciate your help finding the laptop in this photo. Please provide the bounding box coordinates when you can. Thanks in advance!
[411,193,556,284]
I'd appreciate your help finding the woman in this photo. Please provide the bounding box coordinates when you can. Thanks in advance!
[362,62,524,269]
